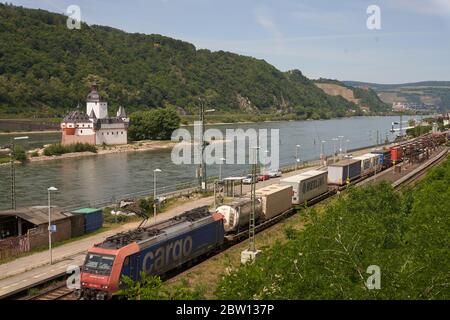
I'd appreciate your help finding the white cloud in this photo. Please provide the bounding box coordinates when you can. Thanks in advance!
[253,5,283,43]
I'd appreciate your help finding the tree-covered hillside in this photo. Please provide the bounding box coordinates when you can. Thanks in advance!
[0,4,364,119]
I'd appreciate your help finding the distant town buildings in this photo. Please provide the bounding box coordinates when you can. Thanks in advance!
[392,102,437,112]
[61,83,130,145]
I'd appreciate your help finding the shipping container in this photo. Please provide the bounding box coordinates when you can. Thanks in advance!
[353,153,382,176]
[71,208,103,233]
[327,159,362,185]
[390,147,403,163]
[69,213,85,238]
[215,198,262,233]
[255,184,293,220]
[280,170,328,205]
[371,149,391,168]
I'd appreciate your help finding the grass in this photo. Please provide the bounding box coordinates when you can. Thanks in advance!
[0,156,10,164]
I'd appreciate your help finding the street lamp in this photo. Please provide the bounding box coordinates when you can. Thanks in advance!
[338,136,344,154]
[47,186,58,265]
[219,158,226,181]
[345,139,350,155]
[320,140,326,163]
[295,145,301,169]
[332,138,339,163]
[153,169,162,224]
[9,136,29,210]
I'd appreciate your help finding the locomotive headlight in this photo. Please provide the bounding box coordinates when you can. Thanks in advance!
[102,285,109,289]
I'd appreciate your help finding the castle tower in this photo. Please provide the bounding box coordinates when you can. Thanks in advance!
[86,82,108,119]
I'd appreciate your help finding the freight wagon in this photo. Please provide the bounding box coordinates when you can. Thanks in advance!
[79,206,224,300]
[255,184,293,220]
[215,198,262,233]
[353,153,382,176]
[327,159,362,185]
[280,170,328,205]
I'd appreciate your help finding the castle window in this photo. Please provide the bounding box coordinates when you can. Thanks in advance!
[80,130,83,133]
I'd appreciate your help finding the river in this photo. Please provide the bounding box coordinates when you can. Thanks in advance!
[0,116,416,210]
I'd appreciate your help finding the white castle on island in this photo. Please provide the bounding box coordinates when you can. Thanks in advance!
[61,83,130,145]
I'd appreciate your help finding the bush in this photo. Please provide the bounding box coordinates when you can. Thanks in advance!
[43,143,97,156]
[13,144,27,162]
[216,171,450,300]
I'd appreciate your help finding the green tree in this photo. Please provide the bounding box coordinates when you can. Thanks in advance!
[128,107,180,141]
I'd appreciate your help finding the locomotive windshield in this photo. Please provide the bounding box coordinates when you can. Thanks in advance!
[83,253,116,275]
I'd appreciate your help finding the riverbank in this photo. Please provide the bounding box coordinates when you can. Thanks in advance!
[0,130,59,136]
[28,139,228,163]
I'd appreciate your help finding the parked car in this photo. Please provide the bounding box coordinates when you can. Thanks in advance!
[257,174,270,181]
[268,169,282,178]
[243,174,257,184]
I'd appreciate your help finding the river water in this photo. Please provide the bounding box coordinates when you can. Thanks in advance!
[0,116,415,210]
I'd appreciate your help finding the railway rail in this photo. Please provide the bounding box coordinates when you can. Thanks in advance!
[23,282,75,300]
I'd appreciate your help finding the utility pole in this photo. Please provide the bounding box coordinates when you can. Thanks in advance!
[400,112,403,138]
[10,138,15,210]
[198,98,207,192]
[9,136,28,210]
[197,98,215,192]
[249,146,259,253]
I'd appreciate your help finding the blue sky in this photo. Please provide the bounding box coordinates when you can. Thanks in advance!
[4,0,450,83]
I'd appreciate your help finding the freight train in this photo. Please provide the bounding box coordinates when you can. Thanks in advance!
[78,133,447,300]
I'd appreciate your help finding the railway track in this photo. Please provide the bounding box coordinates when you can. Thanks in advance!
[24,283,76,301]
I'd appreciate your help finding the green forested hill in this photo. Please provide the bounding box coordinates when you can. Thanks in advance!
[1,4,370,119]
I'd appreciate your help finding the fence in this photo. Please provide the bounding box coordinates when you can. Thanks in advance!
[0,234,30,260]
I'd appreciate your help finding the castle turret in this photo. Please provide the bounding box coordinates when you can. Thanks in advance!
[86,82,108,119]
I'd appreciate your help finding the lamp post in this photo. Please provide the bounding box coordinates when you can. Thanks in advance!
[219,157,226,181]
[295,145,301,170]
[153,169,162,224]
[47,186,57,265]
[332,138,339,163]
[9,136,29,210]
[320,140,326,164]
[345,139,350,155]
[338,136,344,154]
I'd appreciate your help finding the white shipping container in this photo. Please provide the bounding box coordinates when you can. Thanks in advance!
[280,170,328,205]
[256,184,293,220]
